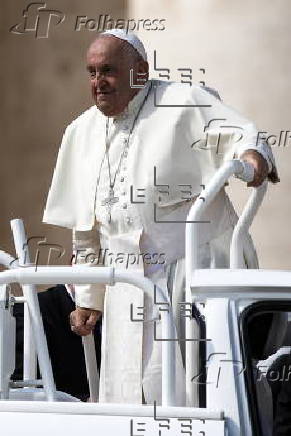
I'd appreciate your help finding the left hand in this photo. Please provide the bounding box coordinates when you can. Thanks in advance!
[240,150,269,187]
[70,307,102,336]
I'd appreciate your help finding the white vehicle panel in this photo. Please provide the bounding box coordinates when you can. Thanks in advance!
[0,412,225,436]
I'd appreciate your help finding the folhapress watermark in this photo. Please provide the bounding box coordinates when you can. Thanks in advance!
[10,3,166,39]
[256,130,291,147]
[73,248,166,269]
[10,2,65,38]
[74,15,166,33]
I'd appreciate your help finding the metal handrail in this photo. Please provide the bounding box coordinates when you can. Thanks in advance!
[0,160,268,408]
[230,181,267,268]
[0,266,177,406]
[184,159,267,406]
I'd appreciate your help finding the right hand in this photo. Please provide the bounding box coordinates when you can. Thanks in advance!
[70,307,102,336]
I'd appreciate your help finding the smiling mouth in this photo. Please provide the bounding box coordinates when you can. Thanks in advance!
[96,90,114,97]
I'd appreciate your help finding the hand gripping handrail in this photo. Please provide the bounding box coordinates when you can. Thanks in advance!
[0,266,177,406]
[184,159,267,406]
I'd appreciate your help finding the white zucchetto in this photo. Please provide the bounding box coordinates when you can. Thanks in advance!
[101,29,147,61]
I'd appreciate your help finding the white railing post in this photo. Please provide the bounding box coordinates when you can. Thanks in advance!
[230,181,267,268]
[10,219,56,401]
[82,334,99,402]
[184,159,259,407]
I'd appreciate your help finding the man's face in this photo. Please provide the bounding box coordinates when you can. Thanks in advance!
[86,36,147,117]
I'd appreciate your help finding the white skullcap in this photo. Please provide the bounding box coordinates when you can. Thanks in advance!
[101,29,147,61]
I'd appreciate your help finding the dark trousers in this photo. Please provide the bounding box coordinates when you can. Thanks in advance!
[12,284,101,401]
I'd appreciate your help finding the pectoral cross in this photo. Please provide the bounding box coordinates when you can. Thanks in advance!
[101,188,119,223]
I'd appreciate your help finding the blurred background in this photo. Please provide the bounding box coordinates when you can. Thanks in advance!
[1,0,290,277]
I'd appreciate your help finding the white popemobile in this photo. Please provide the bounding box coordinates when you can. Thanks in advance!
[0,159,290,436]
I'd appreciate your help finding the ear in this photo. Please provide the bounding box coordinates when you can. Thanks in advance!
[137,60,149,79]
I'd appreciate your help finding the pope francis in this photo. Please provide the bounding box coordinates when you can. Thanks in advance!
[43,29,279,406]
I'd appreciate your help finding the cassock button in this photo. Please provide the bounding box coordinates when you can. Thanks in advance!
[123,151,128,158]
[120,176,125,182]
[122,203,127,209]
[126,217,133,224]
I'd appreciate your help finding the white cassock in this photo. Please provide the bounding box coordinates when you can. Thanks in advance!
[43,79,278,405]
